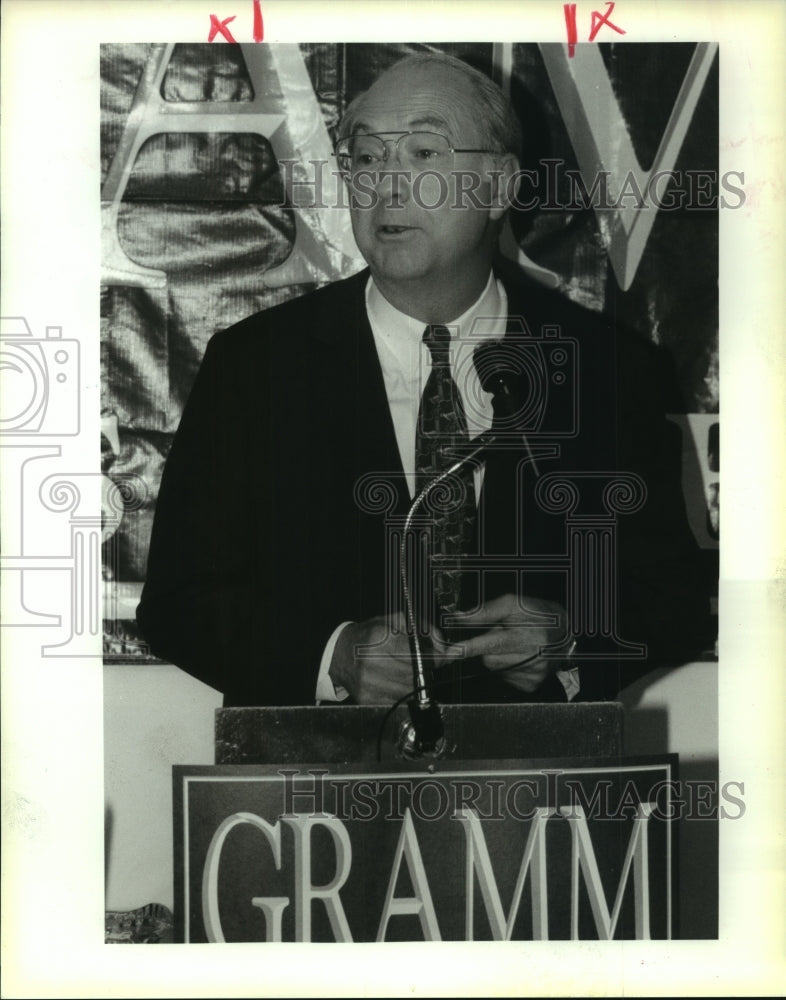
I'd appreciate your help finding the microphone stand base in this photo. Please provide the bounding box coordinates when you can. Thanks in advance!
[397,701,449,760]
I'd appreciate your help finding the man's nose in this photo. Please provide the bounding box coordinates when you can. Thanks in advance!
[377,144,412,204]
[377,169,411,205]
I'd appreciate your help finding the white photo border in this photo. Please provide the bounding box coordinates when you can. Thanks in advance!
[1,1,784,996]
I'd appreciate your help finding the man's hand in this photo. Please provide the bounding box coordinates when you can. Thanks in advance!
[329,613,450,705]
[448,594,568,694]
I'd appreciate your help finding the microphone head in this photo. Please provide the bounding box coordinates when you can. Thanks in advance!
[472,341,513,394]
[472,341,526,423]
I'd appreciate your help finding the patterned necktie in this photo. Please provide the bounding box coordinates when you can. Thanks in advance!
[415,325,477,617]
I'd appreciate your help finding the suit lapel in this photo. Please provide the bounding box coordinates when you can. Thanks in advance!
[477,267,562,564]
[321,270,410,515]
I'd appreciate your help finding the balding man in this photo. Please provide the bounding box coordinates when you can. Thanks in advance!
[138,53,708,707]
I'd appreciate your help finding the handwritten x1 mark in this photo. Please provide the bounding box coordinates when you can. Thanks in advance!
[208,14,238,43]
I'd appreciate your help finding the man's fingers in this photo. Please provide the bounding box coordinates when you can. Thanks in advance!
[450,594,512,626]
[451,595,565,632]
[447,628,532,660]
[486,655,550,676]
[445,633,490,659]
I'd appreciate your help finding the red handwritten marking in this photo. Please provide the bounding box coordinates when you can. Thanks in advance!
[208,14,238,43]
[253,0,264,42]
[588,1,626,42]
[563,4,578,58]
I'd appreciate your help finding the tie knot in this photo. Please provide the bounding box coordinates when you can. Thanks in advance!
[423,325,452,365]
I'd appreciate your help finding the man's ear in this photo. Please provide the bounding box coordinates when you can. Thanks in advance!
[488,154,520,221]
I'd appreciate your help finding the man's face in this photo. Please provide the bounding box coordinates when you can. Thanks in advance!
[344,64,509,296]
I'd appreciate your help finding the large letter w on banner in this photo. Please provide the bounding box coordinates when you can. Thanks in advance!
[539,42,718,290]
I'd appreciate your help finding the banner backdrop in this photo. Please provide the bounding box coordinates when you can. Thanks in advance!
[100,42,719,658]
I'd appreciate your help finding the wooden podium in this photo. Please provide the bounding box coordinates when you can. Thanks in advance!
[173,701,678,943]
[214,702,623,764]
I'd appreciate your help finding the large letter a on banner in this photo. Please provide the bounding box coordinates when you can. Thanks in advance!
[101,44,362,289]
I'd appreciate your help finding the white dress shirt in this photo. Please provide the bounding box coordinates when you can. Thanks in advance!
[315,272,579,701]
[366,270,507,500]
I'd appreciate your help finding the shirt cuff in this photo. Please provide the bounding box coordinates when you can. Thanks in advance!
[315,622,353,703]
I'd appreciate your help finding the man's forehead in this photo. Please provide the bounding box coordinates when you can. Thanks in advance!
[350,63,479,138]
[351,114,451,135]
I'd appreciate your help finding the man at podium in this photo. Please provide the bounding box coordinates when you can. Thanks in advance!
[137,52,709,707]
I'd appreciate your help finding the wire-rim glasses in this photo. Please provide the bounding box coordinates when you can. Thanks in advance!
[335,131,497,177]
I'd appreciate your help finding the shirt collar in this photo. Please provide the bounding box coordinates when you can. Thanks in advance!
[365,271,506,350]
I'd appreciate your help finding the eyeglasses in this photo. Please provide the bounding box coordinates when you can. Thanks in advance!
[334,131,497,177]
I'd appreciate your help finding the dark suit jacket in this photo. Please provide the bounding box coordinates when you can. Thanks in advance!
[137,262,710,705]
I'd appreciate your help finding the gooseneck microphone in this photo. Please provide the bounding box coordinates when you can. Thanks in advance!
[472,340,541,475]
[397,341,531,759]
[397,436,488,759]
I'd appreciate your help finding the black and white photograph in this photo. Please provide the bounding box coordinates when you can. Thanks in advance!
[101,35,720,942]
[2,0,785,995]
